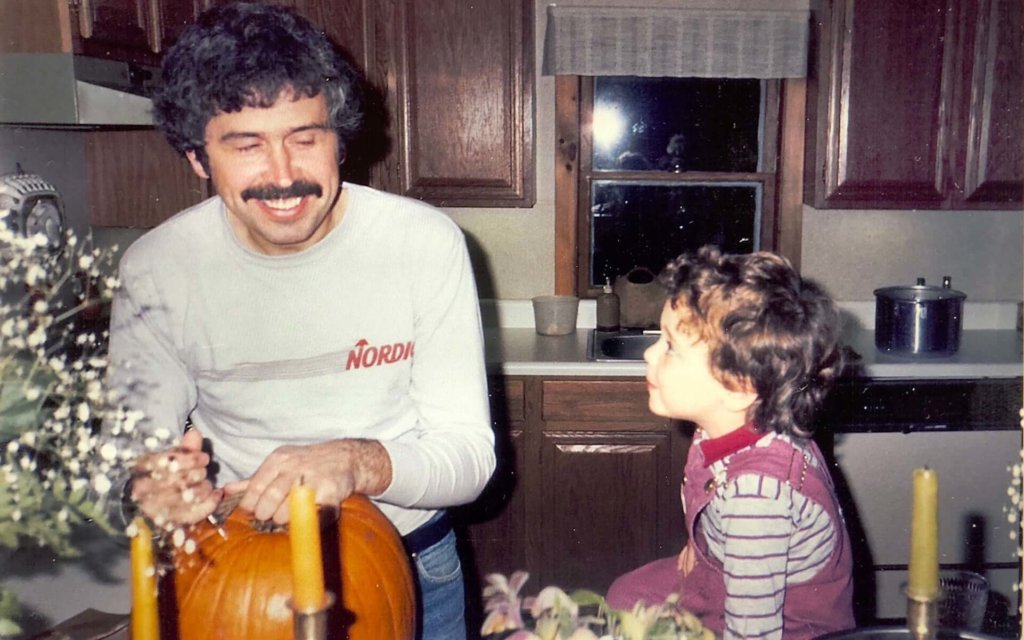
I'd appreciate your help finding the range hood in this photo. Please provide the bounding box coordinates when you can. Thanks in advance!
[0,53,158,126]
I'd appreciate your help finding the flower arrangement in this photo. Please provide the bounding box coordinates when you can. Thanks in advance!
[1006,408,1024,620]
[0,215,171,633]
[481,572,716,640]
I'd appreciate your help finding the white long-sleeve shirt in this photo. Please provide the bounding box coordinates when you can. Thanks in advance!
[107,183,495,535]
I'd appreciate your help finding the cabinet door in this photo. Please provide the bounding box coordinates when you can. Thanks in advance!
[76,0,158,64]
[456,378,528,580]
[534,380,688,592]
[806,0,954,208]
[74,0,207,63]
[0,0,71,53]
[534,430,680,592]
[157,0,214,54]
[367,0,535,207]
[953,0,1024,205]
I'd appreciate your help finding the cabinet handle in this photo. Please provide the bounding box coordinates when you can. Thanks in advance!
[147,0,162,53]
[78,0,94,38]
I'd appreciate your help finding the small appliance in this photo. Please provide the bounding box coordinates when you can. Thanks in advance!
[0,171,66,250]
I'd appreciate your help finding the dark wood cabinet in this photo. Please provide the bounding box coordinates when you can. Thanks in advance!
[0,0,209,65]
[805,0,1023,209]
[352,0,535,207]
[76,0,214,64]
[456,376,690,611]
[75,0,162,63]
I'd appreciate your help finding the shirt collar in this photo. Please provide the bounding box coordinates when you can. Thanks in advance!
[698,422,763,467]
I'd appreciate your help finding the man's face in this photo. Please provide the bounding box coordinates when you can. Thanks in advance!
[187,91,343,255]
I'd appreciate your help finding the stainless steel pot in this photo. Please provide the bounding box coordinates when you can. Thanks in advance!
[873,277,966,356]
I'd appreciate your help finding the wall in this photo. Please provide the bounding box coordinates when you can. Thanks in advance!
[445,0,1023,302]
[802,207,1023,301]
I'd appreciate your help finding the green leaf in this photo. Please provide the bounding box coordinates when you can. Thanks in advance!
[569,590,607,608]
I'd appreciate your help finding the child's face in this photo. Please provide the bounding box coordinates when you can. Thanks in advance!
[643,301,755,437]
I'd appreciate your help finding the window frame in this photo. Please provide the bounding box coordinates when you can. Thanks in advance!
[554,76,807,297]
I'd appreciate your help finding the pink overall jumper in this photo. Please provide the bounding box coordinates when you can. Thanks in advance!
[607,436,855,639]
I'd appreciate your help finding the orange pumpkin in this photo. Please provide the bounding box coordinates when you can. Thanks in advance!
[165,495,416,640]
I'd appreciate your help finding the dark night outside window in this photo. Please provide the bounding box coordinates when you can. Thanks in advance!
[591,181,760,288]
[578,76,776,294]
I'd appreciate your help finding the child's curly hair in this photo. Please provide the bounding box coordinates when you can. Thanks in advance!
[152,3,364,172]
[661,246,843,437]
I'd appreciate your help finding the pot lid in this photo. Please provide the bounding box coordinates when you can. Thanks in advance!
[873,285,967,302]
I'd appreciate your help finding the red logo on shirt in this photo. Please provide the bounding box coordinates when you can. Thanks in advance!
[346,338,415,370]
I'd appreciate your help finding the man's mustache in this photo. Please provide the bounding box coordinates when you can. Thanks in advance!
[241,181,323,202]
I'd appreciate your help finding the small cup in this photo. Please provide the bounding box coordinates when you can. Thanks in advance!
[532,295,580,336]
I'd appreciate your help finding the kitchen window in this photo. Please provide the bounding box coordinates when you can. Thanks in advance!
[544,4,811,297]
[575,75,780,295]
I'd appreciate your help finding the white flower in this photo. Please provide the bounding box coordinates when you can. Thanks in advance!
[92,474,112,495]
[24,263,46,286]
[99,443,118,461]
[27,326,46,347]
[0,220,159,559]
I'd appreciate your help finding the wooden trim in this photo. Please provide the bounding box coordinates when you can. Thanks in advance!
[574,78,596,296]
[554,75,580,295]
[776,78,807,270]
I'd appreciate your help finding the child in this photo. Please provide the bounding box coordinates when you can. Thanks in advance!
[606,246,855,640]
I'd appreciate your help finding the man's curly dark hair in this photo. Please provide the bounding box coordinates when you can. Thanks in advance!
[152,2,363,172]
[661,245,843,438]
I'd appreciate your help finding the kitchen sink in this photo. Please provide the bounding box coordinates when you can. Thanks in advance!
[588,329,660,361]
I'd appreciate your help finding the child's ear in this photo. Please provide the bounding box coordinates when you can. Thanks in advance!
[725,379,758,414]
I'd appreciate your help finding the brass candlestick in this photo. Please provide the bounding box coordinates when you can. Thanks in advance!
[905,589,939,640]
[291,592,335,640]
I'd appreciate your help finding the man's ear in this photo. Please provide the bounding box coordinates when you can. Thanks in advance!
[185,150,210,180]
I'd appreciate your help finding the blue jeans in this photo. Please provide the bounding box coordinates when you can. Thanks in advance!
[413,528,466,640]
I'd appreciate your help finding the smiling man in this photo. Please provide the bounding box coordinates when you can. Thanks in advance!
[105,4,495,639]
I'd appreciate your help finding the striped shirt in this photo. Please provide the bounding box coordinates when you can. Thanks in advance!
[699,434,837,640]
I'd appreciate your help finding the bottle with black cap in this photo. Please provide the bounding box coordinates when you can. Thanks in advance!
[596,277,620,332]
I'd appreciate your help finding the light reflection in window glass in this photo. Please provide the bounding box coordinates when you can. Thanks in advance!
[593,77,763,173]
[590,181,760,287]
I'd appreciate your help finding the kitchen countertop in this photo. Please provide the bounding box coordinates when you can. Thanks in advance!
[483,300,1023,379]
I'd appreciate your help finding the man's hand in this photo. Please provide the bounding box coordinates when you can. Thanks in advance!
[223,439,392,524]
[130,428,222,528]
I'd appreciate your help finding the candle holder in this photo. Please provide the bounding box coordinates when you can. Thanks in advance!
[290,592,335,640]
[905,588,939,640]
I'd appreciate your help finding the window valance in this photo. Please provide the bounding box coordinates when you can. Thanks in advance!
[542,5,809,78]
